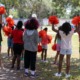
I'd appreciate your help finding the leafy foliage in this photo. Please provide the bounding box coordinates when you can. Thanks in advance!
[0,0,80,18]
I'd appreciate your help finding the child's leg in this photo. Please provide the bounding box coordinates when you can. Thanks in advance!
[44,49,47,60]
[0,58,2,68]
[30,51,37,75]
[24,50,30,73]
[66,55,71,74]
[7,47,10,56]
[17,54,21,69]
[21,50,24,58]
[54,51,60,64]
[7,38,11,57]
[11,48,13,57]
[16,44,23,70]
[11,40,13,57]
[41,49,45,60]
[58,54,64,73]
[0,46,2,68]
[11,55,17,68]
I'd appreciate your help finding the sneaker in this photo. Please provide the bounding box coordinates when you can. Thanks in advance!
[65,74,71,78]
[44,60,48,63]
[41,60,44,62]
[24,72,29,77]
[30,74,38,78]
[54,73,62,77]
[53,62,58,65]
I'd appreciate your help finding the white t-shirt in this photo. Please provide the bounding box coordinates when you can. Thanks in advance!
[59,30,74,49]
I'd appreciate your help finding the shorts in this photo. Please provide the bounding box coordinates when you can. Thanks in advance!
[42,44,47,49]
[13,43,24,56]
[7,38,13,48]
[60,49,72,55]
[56,44,61,51]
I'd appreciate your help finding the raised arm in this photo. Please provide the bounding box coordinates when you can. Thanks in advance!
[52,24,58,33]
[74,24,80,33]
[74,26,78,33]
[74,24,80,41]
[54,33,57,43]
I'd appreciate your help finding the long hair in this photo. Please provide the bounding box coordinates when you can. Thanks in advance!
[61,22,71,35]
[16,21,23,29]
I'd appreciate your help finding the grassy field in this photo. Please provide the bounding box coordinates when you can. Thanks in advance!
[1,30,80,80]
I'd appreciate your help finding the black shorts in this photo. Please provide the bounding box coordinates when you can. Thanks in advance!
[13,43,24,56]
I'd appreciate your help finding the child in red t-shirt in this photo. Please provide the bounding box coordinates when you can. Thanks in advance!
[11,21,24,70]
[41,28,49,62]
[0,24,3,69]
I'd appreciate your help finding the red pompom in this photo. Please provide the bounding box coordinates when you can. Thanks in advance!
[6,17,12,23]
[49,16,59,24]
[6,17,14,27]
[72,16,79,26]
[0,6,6,15]
[38,44,42,52]
[52,44,57,51]
[3,26,12,36]
[39,30,47,38]
[72,16,80,26]
[8,19,14,27]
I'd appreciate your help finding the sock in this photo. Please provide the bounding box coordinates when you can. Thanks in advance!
[25,69,29,73]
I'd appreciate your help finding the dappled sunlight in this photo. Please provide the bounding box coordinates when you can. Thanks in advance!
[0,34,80,80]
[0,55,80,80]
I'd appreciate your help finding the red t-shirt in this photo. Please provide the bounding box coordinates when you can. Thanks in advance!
[41,35,49,45]
[11,29,23,44]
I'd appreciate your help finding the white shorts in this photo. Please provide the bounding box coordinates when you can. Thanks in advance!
[60,49,72,55]
[42,44,47,49]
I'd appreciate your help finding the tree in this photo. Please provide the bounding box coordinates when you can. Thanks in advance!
[1,0,80,18]
[0,0,18,17]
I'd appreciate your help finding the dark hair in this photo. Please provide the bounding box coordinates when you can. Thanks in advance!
[43,27,48,31]
[61,22,71,35]
[25,17,39,30]
[16,21,23,29]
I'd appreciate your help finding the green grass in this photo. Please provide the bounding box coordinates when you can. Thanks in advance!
[1,32,80,80]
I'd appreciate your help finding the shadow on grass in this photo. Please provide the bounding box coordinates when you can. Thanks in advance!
[0,53,80,80]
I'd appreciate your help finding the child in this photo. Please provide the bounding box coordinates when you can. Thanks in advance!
[53,28,61,65]
[11,21,24,70]
[41,28,49,62]
[7,27,14,57]
[20,28,24,60]
[23,17,39,78]
[52,22,78,78]
[0,24,3,69]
